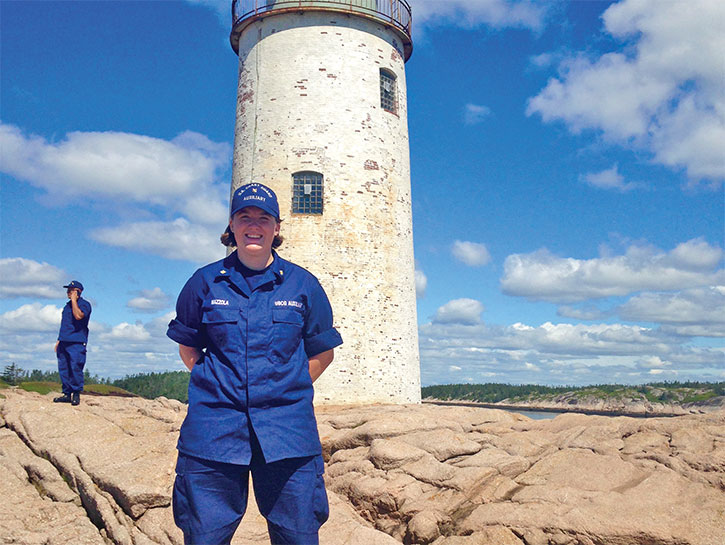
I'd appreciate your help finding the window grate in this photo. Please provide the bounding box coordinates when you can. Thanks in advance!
[380,69,397,114]
[292,172,323,214]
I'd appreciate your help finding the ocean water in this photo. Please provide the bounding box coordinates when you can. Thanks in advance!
[507,409,561,420]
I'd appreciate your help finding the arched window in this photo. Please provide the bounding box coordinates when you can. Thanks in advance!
[292,171,324,215]
[380,69,397,114]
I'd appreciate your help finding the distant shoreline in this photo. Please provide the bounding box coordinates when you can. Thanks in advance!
[422,398,718,418]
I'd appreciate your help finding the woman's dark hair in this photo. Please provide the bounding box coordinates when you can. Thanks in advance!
[220,224,284,249]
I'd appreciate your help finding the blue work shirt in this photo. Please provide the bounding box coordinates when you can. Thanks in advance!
[167,251,343,465]
[58,297,92,343]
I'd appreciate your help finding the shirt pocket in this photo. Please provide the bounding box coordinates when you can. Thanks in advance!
[201,306,240,349]
[269,308,304,364]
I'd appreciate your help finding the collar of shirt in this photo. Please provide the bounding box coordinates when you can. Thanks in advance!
[215,251,285,295]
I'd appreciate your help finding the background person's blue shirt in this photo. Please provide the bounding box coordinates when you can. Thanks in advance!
[58,297,92,343]
[167,252,342,465]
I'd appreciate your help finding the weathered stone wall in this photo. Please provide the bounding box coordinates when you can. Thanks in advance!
[231,11,420,404]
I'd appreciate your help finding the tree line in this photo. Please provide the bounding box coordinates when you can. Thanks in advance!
[1,362,108,387]
[421,381,725,403]
[1,363,190,402]
[4,362,723,404]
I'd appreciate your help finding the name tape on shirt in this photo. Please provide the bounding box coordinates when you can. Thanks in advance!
[274,300,304,309]
[211,299,230,306]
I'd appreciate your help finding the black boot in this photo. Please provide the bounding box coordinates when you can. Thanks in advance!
[71,392,80,406]
[54,394,72,403]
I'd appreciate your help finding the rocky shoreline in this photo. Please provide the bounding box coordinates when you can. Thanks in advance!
[2,388,724,545]
[424,395,725,418]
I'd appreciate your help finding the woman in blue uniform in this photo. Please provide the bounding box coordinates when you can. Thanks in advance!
[167,182,343,545]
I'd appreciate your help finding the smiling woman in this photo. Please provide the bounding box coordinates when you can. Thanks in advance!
[165,182,343,545]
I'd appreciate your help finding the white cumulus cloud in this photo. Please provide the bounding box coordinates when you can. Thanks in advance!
[501,238,724,302]
[557,304,610,321]
[433,298,484,325]
[90,218,226,264]
[526,0,725,186]
[415,268,428,299]
[412,0,549,33]
[127,288,173,313]
[0,303,62,333]
[464,103,491,125]
[581,164,640,192]
[0,258,67,299]
[0,123,230,206]
[638,356,671,369]
[418,319,723,386]
[452,240,491,267]
[618,287,725,337]
[0,308,181,379]
[98,322,153,342]
[1,123,231,263]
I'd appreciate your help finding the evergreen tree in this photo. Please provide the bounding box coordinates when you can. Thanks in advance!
[2,363,25,386]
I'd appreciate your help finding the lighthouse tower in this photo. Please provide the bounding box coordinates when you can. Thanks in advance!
[229,0,419,404]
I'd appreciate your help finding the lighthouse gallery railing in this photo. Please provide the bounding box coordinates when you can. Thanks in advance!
[231,0,412,41]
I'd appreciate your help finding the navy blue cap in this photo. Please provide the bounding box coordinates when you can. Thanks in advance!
[63,280,84,291]
[230,183,280,220]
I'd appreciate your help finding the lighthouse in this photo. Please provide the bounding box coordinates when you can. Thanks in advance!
[229,0,419,404]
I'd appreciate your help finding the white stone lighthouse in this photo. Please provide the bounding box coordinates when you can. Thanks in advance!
[229,0,420,404]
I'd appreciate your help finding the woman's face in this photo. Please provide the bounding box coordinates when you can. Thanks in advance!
[229,206,280,261]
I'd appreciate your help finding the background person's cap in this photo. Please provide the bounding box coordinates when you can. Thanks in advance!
[230,183,280,220]
[63,280,84,291]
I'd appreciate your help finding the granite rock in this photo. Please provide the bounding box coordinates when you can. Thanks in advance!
[318,403,725,545]
[2,389,724,545]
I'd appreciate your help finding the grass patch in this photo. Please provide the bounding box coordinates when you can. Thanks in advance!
[19,381,62,395]
[0,379,9,389]
[681,391,717,403]
[16,381,135,397]
[83,383,136,397]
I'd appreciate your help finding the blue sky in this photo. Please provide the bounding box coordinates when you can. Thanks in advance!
[1,0,723,386]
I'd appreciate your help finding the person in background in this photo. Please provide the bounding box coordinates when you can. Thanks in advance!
[54,280,91,406]
[167,182,343,545]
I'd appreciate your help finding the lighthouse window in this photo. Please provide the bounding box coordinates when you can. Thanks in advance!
[380,69,397,114]
[292,172,324,215]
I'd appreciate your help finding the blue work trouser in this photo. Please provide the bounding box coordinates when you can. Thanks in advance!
[172,436,329,545]
[56,341,87,394]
